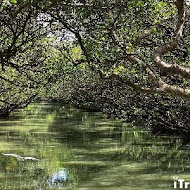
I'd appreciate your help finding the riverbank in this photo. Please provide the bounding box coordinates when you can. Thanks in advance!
[47,78,190,140]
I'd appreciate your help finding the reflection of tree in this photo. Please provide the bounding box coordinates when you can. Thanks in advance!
[48,107,108,146]
[0,103,189,189]
[0,103,73,189]
[48,104,189,176]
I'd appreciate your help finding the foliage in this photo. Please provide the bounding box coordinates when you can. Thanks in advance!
[0,3,59,116]
[36,0,190,98]
[0,0,190,134]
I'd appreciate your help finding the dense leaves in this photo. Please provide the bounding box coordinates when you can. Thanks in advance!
[0,2,57,116]
[0,0,190,135]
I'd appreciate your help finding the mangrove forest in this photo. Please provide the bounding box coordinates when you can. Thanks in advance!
[0,0,190,189]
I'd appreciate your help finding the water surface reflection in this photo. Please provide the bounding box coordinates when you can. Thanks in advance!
[0,102,189,190]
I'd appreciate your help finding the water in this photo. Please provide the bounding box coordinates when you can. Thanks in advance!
[0,102,189,190]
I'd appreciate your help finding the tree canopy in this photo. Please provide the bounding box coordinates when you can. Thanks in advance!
[0,0,190,116]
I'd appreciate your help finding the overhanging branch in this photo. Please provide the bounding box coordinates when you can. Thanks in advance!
[154,0,190,79]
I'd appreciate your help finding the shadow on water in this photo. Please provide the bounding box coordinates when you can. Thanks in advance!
[0,102,189,189]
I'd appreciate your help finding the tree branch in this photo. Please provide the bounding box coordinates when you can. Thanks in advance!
[154,0,190,79]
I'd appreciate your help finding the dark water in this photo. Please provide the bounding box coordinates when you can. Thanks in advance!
[0,102,190,190]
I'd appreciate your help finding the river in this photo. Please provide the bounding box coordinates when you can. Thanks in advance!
[0,102,189,190]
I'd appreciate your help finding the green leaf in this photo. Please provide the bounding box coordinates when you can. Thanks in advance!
[136,1,143,6]
[12,0,17,4]
[128,42,133,48]
[114,68,120,75]
[118,65,124,71]
[183,80,188,86]
[130,69,136,75]
[152,27,157,34]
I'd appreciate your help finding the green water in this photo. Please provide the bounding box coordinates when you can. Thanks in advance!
[0,102,189,190]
